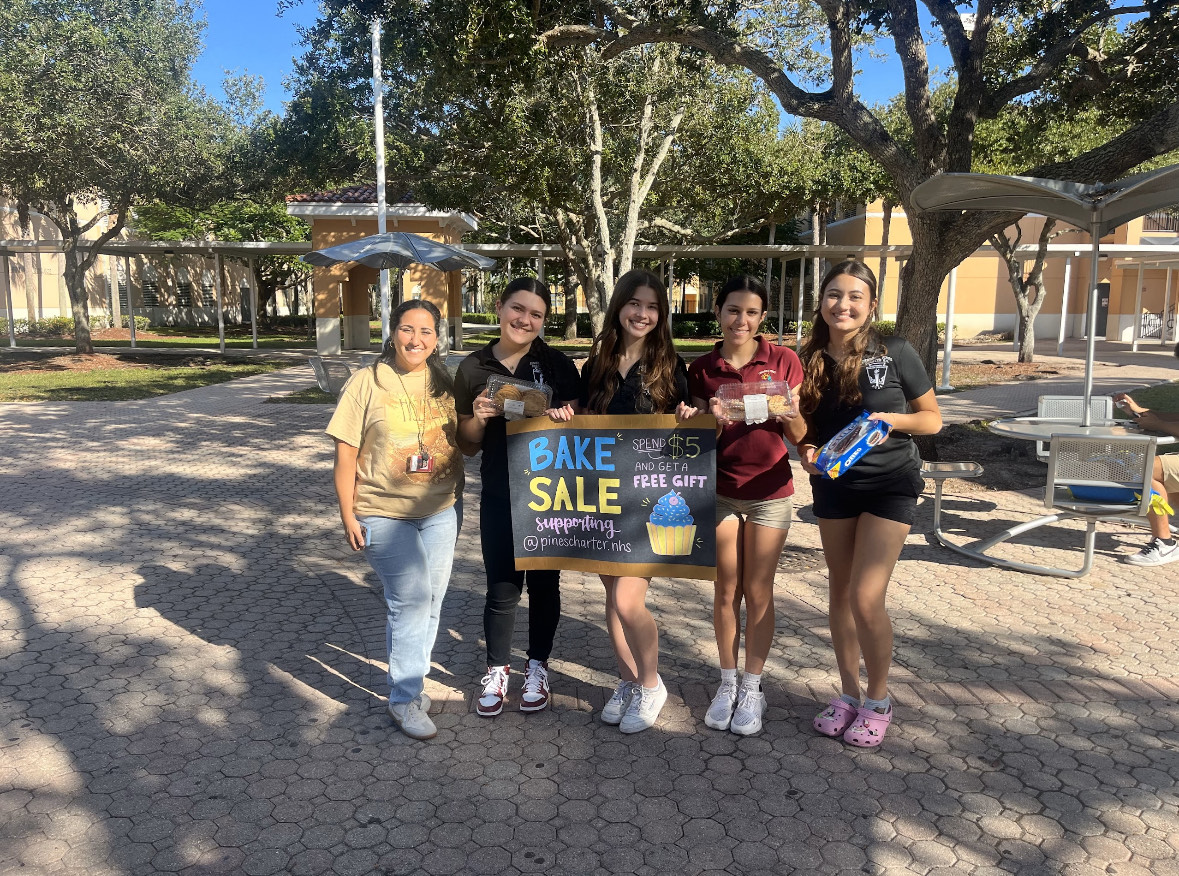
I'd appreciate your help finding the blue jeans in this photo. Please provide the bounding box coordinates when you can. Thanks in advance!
[362,503,460,703]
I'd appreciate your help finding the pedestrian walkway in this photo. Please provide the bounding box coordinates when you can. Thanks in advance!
[1,361,1177,875]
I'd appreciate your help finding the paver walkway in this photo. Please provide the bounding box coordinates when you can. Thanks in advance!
[1,351,1177,875]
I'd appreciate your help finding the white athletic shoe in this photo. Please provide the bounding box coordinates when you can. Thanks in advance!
[388,695,437,740]
[619,678,668,734]
[601,679,637,725]
[704,679,738,731]
[730,686,767,736]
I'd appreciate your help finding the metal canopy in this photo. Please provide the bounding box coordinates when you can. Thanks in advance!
[912,163,1179,425]
[911,165,1179,238]
[303,231,496,273]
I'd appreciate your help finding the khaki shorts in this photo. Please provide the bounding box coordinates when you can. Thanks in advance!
[716,495,793,530]
[1159,454,1179,494]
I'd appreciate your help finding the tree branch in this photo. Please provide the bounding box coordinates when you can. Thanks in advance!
[980,3,1153,116]
[887,0,944,172]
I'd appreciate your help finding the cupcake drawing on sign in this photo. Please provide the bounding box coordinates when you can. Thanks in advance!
[647,490,696,556]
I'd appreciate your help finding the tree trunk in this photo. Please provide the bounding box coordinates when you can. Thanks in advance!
[63,246,94,354]
[878,199,892,296]
[563,259,578,340]
[810,207,822,311]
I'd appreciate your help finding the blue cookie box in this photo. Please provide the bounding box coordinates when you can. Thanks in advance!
[814,411,892,479]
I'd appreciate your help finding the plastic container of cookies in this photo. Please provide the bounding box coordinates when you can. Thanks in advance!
[486,376,553,421]
[715,381,794,423]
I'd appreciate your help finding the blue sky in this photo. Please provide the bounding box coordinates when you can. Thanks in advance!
[189,1,931,117]
[190,0,319,114]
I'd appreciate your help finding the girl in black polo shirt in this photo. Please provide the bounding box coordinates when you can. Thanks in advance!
[581,269,694,733]
[454,278,581,717]
[798,260,942,748]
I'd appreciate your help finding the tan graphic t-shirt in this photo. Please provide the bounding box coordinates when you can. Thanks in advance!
[326,363,463,519]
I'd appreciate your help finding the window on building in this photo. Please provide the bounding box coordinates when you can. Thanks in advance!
[201,271,216,306]
[175,268,193,307]
[142,265,159,307]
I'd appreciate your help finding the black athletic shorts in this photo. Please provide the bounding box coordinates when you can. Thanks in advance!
[809,469,924,526]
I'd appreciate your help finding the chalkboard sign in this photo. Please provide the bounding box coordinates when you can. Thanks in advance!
[505,414,717,579]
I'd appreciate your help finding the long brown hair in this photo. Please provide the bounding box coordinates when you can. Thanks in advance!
[585,270,678,414]
[799,259,884,415]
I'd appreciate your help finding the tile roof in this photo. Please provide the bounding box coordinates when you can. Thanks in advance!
[285,184,416,204]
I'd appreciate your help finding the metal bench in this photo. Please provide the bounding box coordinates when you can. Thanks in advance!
[309,357,354,396]
[924,460,985,552]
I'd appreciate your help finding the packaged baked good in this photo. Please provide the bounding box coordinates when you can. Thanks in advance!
[486,376,553,421]
[715,381,794,424]
[813,411,891,478]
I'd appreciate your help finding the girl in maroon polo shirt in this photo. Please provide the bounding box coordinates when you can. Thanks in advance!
[687,275,806,735]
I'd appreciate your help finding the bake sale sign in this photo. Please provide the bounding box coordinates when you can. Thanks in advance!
[505,414,717,579]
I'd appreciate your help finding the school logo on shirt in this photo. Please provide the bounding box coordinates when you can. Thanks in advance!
[864,355,892,390]
[757,370,776,381]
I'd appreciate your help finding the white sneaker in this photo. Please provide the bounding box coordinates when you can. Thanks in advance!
[704,679,738,730]
[730,686,767,736]
[1124,537,1179,566]
[619,678,668,734]
[388,695,437,740]
[601,679,637,725]
[520,659,550,712]
[477,665,509,717]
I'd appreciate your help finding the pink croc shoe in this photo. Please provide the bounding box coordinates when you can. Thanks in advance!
[813,698,858,737]
[843,705,893,748]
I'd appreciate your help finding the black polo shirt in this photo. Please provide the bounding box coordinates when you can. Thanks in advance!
[579,355,691,414]
[808,337,932,488]
[454,341,581,498]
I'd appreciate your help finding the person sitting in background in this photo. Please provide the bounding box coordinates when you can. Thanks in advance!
[1112,391,1179,566]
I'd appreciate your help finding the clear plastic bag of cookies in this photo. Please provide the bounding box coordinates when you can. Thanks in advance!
[486,376,553,421]
[715,381,794,424]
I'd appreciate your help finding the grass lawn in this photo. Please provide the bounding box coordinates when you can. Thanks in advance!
[1123,381,1179,413]
[15,328,314,350]
[0,353,291,402]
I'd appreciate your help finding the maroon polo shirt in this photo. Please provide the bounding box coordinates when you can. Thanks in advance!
[688,337,803,501]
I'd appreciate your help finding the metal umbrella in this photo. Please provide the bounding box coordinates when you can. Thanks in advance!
[912,164,1179,424]
[303,231,497,343]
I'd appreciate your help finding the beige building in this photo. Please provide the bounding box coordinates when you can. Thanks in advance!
[285,185,476,355]
[821,201,1179,342]
[1,196,274,329]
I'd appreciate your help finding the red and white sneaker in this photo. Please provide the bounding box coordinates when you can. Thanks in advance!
[477,665,509,717]
[520,659,550,712]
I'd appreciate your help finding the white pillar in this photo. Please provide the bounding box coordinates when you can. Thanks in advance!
[938,267,958,391]
[214,253,226,354]
[372,19,391,345]
[1057,256,1073,357]
[777,257,787,345]
[123,256,137,348]
[1163,268,1174,345]
[795,255,806,347]
[248,257,259,350]
[2,252,15,348]
[1131,260,1145,352]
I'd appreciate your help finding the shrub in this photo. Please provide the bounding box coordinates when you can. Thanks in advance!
[121,315,151,331]
[874,320,896,336]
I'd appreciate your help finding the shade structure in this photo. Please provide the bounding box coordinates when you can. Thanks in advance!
[912,164,1179,424]
[303,231,497,273]
[304,231,497,346]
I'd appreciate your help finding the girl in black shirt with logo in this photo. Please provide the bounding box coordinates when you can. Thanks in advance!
[798,260,942,748]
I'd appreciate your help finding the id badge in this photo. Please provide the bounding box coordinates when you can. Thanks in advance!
[407,451,434,473]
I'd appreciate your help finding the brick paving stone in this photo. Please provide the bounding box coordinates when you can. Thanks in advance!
[2,359,1179,875]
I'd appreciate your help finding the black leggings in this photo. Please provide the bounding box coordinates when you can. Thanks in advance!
[480,493,561,666]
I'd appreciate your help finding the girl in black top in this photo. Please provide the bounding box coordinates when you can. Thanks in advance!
[454,278,581,717]
[580,270,694,733]
[797,260,941,748]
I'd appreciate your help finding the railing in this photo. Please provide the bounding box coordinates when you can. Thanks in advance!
[1143,211,1179,233]
[1141,311,1163,339]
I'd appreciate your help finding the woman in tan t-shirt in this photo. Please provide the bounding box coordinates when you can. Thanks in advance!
[326,299,462,741]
